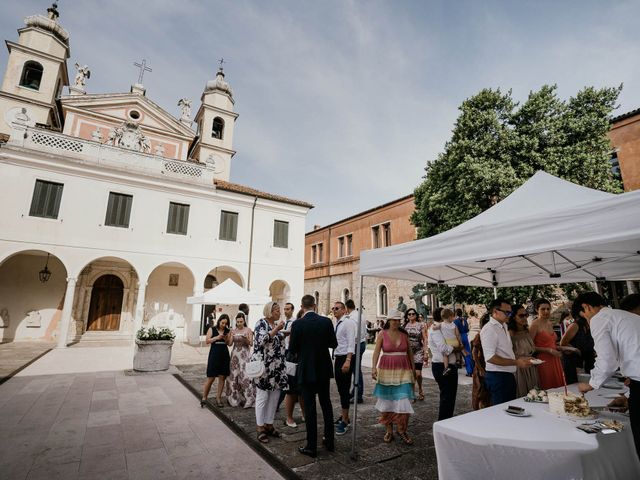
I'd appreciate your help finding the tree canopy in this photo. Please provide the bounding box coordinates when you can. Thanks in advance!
[411,84,623,305]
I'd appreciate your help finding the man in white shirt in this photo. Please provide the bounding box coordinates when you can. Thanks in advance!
[428,308,460,420]
[480,298,533,405]
[332,301,356,435]
[577,291,640,460]
[345,299,366,404]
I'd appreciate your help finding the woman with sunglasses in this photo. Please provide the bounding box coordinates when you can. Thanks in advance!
[508,304,539,397]
[404,308,428,401]
[252,301,288,443]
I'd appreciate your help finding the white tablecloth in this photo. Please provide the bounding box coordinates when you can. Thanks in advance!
[433,383,640,480]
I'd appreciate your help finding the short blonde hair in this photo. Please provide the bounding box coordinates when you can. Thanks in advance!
[262,301,279,318]
[441,308,454,320]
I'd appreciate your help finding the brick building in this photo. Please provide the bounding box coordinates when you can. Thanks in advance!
[610,107,640,191]
[305,195,428,320]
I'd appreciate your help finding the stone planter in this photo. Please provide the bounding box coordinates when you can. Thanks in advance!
[133,339,174,372]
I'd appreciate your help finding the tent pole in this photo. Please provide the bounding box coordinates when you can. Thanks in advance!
[493,287,498,299]
[351,274,365,460]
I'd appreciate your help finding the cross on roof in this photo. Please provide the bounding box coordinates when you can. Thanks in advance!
[133,58,152,84]
[218,58,225,68]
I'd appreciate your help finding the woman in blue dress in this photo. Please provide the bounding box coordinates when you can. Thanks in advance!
[454,309,474,376]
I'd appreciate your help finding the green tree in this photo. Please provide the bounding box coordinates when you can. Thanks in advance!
[411,84,622,305]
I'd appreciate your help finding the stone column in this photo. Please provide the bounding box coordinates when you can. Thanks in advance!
[56,277,78,349]
[189,290,203,345]
[133,283,147,335]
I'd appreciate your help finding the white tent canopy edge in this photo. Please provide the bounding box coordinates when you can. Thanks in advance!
[360,172,640,287]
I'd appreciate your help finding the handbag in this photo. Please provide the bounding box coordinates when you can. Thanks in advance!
[246,354,265,379]
[285,350,298,377]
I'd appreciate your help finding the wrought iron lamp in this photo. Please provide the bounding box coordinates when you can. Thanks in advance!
[39,253,52,283]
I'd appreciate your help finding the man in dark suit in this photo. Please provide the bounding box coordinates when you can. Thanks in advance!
[289,294,338,457]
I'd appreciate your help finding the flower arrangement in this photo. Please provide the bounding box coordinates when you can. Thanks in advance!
[136,326,175,341]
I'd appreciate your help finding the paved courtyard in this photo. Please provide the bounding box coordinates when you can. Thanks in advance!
[175,352,473,480]
[0,342,284,480]
[0,341,473,480]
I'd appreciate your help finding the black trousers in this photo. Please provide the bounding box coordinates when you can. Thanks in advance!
[432,362,458,420]
[334,355,353,410]
[300,379,334,450]
[630,379,640,461]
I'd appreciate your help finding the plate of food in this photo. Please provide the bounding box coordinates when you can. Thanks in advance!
[530,359,545,365]
[524,387,548,403]
[505,405,531,417]
[602,382,623,390]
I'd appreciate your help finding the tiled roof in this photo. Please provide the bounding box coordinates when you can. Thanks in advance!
[214,180,314,209]
[611,107,640,123]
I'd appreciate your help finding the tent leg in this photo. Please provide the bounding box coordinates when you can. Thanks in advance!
[493,287,498,299]
[351,274,365,460]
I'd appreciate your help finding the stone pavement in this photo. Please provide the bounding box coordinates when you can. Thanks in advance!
[0,341,55,383]
[0,342,284,480]
[175,360,473,480]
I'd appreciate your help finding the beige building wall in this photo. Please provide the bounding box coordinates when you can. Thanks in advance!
[304,195,422,319]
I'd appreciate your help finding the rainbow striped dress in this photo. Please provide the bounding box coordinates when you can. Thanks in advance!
[373,330,415,415]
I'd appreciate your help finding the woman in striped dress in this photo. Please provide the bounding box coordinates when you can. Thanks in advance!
[372,309,415,445]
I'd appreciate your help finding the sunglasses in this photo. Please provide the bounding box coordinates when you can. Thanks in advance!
[496,309,512,316]
[331,306,342,311]
[407,312,417,316]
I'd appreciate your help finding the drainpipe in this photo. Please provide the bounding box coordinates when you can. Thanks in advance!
[247,196,258,290]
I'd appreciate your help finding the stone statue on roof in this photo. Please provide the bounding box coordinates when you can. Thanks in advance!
[73,63,90,89]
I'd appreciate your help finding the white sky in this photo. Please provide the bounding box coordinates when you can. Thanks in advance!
[2,0,638,230]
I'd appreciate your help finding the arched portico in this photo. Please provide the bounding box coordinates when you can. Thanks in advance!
[72,256,140,341]
[0,249,68,342]
[269,279,291,306]
[145,261,195,339]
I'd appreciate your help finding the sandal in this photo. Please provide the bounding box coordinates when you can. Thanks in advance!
[266,427,281,438]
[398,431,414,445]
[257,431,269,443]
[383,431,394,443]
[418,392,425,401]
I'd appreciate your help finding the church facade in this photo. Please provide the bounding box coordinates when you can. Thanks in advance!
[0,4,311,345]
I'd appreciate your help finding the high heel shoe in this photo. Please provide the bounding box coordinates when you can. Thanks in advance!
[200,398,206,408]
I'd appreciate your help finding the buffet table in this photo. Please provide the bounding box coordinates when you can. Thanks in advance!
[433,383,640,480]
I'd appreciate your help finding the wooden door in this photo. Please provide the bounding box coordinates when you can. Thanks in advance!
[87,275,124,331]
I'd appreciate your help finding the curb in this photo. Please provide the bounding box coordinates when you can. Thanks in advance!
[173,373,301,480]
[0,347,53,385]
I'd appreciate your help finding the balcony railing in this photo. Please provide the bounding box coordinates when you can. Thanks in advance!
[6,124,214,186]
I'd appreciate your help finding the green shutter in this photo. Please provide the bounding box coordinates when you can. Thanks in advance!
[274,220,289,248]
[29,180,63,219]
[167,202,189,235]
[105,193,133,228]
[220,211,238,241]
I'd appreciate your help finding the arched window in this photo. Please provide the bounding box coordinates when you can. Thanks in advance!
[19,61,44,90]
[204,275,218,289]
[378,285,388,317]
[212,117,225,139]
[342,288,350,303]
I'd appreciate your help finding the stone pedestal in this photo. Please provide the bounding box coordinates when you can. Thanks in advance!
[133,340,174,372]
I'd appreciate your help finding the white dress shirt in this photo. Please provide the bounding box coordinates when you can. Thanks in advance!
[480,317,516,373]
[347,310,368,344]
[334,315,356,356]
[428,323,457,364]
[283,317,295,350]
[589,307,640,389]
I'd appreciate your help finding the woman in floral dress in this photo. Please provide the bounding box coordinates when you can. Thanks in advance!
[252,301,288,443]
[226,312,255,408]
[404,308,428,401]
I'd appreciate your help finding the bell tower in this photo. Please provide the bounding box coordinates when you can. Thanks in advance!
[193,66,238,181]
[0,3,70,136]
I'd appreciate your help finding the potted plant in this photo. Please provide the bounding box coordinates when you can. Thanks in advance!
[133,326,176,372]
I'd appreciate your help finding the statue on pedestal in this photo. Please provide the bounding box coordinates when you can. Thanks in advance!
[397,296,407,313]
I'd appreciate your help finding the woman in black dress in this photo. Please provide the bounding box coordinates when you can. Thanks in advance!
[560,306,595,384]
[201,314,232,408]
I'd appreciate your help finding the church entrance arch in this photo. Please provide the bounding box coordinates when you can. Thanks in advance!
[269,280,290,306]
[87,274,124,331]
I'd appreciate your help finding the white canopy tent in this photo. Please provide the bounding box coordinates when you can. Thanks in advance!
[187,278,270,305]
[349,171,640,459]
[359,171,640,287]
